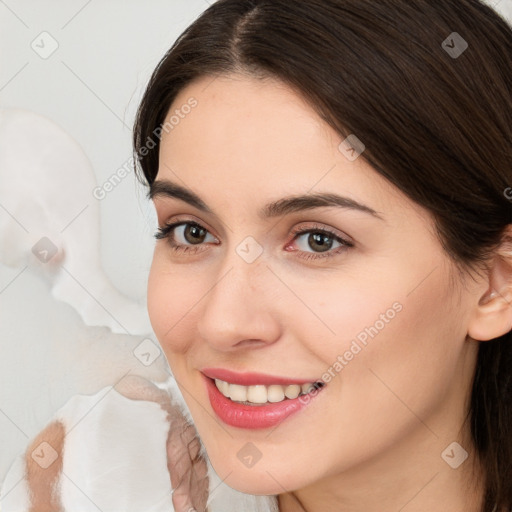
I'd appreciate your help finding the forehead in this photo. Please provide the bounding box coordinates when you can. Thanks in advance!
[161,73,337,174]
[157,73,423,225]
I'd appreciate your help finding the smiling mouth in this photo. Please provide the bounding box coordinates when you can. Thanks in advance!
[213,378,325,406]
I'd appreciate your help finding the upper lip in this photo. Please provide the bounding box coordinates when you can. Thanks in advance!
[201,367,321,386]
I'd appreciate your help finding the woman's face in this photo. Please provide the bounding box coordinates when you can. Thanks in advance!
[147,73,482,496]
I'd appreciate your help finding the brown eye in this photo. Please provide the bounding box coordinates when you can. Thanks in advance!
[306,232,334,253]
[154,221,218,254]
[288,224,354,261]
[294,230,347,254]
[183,224,208,244]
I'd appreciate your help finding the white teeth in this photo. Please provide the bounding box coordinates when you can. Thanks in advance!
[301,383,314,394]
[228,384,247,402]
[267,385,285,403]
[247,385,267,404]
[284,384,301,399]
[214,379,323,404]
[215,379,229,396]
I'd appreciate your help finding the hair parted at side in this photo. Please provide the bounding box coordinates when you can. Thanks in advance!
[133,1,512,510]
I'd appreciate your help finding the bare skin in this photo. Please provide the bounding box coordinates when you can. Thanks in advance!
[146,72,512,511]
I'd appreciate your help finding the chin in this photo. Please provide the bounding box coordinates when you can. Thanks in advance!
[207,453,303,496]
[225,474,288,496]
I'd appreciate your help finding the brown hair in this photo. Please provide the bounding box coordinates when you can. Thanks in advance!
[133,1,512,509]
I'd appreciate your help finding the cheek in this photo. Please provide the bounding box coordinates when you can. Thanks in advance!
[287,273,407,370]
[293,264,463,415]
[298,255,460,375]
[322,272,463,437]
[147,254,207,354]
[274,278,462,479]
[146,259,168,343]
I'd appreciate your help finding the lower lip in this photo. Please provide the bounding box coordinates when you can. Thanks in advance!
[203,375,323,429]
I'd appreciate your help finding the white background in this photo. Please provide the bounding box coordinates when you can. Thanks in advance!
[0,0,211,484]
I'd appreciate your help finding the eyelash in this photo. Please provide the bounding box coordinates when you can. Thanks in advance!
[154,218,354,261]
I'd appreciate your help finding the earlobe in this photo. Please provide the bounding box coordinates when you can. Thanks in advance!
[468,289,512,341]
[467,228,512,342]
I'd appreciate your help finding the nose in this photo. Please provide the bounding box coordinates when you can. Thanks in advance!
[196,256,282,352]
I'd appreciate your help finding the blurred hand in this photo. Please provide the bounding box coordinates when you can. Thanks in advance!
[166,404,210,512]
[114,375,210,512]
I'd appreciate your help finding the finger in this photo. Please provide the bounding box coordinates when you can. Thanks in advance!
[172,455,209,512]
[167,416,209,512]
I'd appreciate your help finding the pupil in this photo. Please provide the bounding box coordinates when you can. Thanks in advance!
[185,224,206,244]
[309,232,332,252]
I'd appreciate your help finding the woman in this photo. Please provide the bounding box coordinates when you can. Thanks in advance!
[133,0,512,510]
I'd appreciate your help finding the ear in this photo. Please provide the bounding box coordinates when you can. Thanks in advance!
[467,226,512,341]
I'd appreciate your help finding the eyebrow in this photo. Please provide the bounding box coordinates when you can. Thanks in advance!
[148,179,384,220]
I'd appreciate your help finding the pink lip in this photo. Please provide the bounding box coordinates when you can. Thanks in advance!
[201,367,318,386]
[201,372,325,430]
